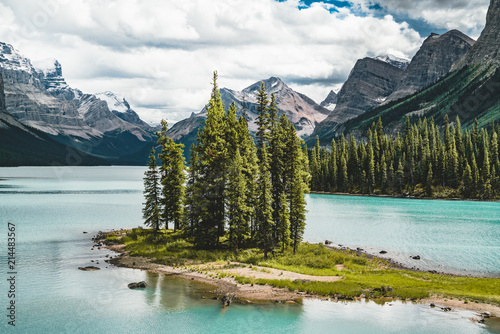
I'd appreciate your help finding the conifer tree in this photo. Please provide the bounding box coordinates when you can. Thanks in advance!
[189,72,228,248]
[157,120,186,231]
[255,142,274,258]
[289,138,307,254]
[142,148,161,231]
[226,149,250,252]
[256,82,270,153]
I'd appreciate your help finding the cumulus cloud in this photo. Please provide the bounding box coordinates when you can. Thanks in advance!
[351,0,488,38]
[0,0,469,124]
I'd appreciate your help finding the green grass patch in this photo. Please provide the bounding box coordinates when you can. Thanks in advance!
[108,229,500,305]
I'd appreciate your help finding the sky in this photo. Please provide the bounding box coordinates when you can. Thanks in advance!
[0,0,490,124]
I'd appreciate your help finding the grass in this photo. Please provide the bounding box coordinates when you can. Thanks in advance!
[108,228,500,305]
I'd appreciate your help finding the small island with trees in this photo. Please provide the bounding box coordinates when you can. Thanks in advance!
[102,72,499,317]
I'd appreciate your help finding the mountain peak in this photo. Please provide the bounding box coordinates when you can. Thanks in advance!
[0,42,36,73]
[320,90,338,111]
[242,76,288,95]
[95,91,130,114]
[374,54,411,70]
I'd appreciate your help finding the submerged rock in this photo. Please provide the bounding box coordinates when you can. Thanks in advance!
[78,266,100,271]
[379,250,387,254]
[411,255,421,260]
[128,281,147,289]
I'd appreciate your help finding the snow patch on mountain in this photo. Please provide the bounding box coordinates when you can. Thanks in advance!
[95,91,130,113]
[374,54,411,70]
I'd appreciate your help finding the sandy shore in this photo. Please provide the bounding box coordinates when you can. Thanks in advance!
[107,244,340,303]
[98,234,499,318]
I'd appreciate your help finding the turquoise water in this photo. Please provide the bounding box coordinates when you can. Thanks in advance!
[305,194,500,276]
[0,166,498,333]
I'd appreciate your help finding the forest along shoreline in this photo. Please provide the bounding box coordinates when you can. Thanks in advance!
[93,229,500,321]
[310,191,500,202]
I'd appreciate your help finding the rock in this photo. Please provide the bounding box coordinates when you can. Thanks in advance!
[83,231,88,234]
[325,240,333,245]
[221,293,235,307]
[412,255,421,260]
[78,266,100,271]
[430,303,436,308]
[128,281,147,289]
[441,307,452,312]
[379,250,387,254]
[482,311,491,318]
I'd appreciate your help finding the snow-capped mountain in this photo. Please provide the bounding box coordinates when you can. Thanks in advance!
[374,54,411,70]
[0,41,154,160]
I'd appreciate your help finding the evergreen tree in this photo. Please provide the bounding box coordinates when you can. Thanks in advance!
[256,82,270,153]
[226,149,250,252]
[289,138,307,254]
[189,72,228,248]
[255,142,274,258]
[157,120,186,231]
[142,148,161,231]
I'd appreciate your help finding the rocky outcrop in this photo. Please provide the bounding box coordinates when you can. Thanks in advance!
[320,90,338,111]
[389,30,475,101]
[311,58,404,142]
[452,0,500,69]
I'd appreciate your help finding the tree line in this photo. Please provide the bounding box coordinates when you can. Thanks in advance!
[143,72,309,256]
[310,115,500,199]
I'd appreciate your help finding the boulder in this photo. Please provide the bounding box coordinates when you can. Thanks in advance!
[379,250,387,254]
[412,255,421,260]
[128,281,147,289]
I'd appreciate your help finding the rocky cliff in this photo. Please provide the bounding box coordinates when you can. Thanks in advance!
[389,30,475,100]
[0,71,106,166]
[452,0,500,69]
[310,57,404,142]
[0,42,154,160]
[320,90,338,111]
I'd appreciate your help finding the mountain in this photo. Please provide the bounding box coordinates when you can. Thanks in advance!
[320,90,338,111]
[375,54,411,70]
[0,72,107,166]
[452,0,500,70]
[167,77,330,154]
[310,30,476,145]
[95,91,151,129]
[388,30,475,101]
[0,42,155,160]
[338,0,500,139]
[311,57,405,142]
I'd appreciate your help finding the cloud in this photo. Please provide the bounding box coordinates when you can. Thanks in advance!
[0,0,462,124]
[350,0,488,38]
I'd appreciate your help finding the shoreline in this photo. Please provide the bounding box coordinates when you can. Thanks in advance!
[310,191,500,203]
[95,231,500,318]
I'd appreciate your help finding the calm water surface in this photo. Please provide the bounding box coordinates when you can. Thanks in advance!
[0,166,498,333]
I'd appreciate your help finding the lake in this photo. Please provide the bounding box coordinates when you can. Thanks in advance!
[0,166,498,333]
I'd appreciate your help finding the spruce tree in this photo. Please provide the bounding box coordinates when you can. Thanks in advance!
[189,71,228,248]
[226,149,250,252]
[255,142,274,258]
[157,120,186,231]
[289,137,307,254]
[143,148,161,231]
